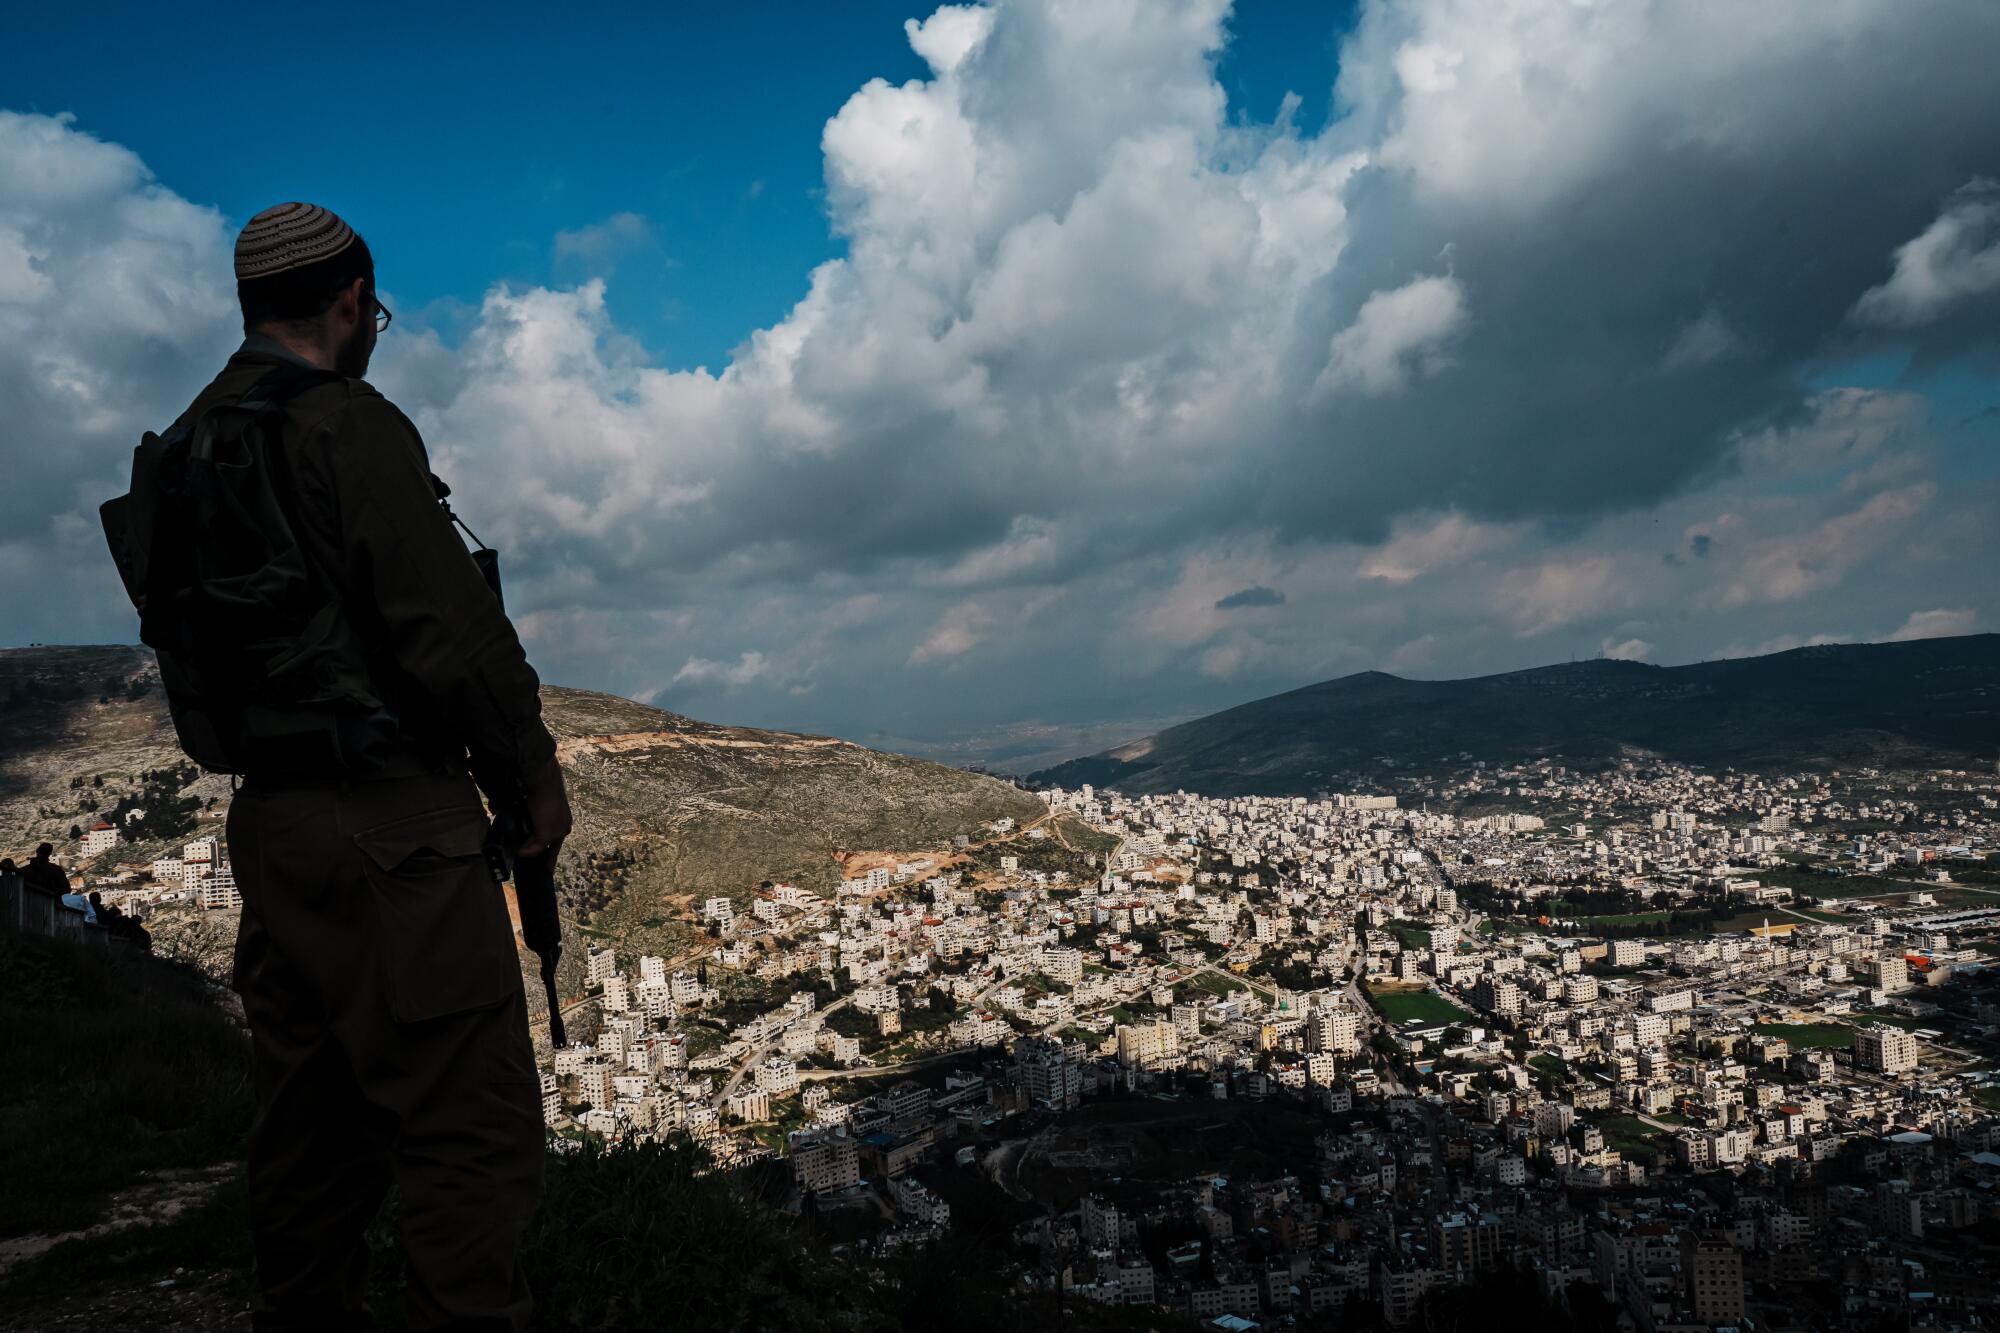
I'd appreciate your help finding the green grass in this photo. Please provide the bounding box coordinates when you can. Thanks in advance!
[746,1102,814,1150]
[1750,867,1914,899]
[1753,1022,1853,1049]
[1049,815,1121,860]
[1364,983,1473,1025]
[1178,970,1243,999]
[1387,921,1432,950]
[511,1138,883,1331]
[1596,1115,1668,1157]
[0,930,253,1237]
[1974,1087,2000,1112]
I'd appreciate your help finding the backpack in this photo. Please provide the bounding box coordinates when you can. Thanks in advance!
[100,365,394,774]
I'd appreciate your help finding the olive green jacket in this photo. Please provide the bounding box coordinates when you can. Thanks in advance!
[166,337,556,788]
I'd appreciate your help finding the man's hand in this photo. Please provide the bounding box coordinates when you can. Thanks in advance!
[517,755,573,857]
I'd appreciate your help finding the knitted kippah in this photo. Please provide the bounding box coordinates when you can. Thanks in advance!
[235,202,359,282]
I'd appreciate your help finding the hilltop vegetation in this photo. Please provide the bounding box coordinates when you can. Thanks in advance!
[1035,635,2000,796]
[0,928,250,1240]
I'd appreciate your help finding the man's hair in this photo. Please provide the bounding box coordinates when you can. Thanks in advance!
[35,842,52,857]
[238,232,375,332]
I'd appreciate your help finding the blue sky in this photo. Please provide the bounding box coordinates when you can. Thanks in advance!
[1,1,1351,371]
[2,0,1995,768]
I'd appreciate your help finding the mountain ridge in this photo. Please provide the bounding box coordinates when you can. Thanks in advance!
[0,644,1044,982]
[1032,634,2000,796]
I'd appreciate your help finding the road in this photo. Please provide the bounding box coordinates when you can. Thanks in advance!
[712,989,858,1106]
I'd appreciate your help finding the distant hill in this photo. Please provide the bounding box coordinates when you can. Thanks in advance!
[0,645,1042,979]
[1032,635,2000,796]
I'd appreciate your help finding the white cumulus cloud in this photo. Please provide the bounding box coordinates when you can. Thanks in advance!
[1852,179,2000,327]
[1885,608,1977,642]
[670,651,774,690]
[1316,273,1466,396]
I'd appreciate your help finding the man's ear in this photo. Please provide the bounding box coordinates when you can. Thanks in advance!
[339,276,368,320]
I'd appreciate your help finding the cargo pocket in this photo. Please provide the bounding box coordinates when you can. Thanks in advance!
[355,805,518,1023]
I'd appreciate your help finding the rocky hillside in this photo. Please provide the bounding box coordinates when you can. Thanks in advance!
[0,645,1042,984]
[1034,634,2000,796]
[0,645,233,863]
[539,683,1043,955]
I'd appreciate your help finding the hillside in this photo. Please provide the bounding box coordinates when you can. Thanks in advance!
[539,682,1044,953]
[1033,635,2000,796]
[0,644,1042,986]
[0,928,1167,1333]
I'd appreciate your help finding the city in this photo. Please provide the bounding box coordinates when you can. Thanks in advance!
[481,759,2000,1329]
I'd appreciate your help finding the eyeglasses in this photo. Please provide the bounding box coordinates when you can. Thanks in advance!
[373,293,393,333]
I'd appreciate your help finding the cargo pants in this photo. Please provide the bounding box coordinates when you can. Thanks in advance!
[227,769,544,1332]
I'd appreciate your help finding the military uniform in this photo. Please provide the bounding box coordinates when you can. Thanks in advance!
[170,336,555,1331]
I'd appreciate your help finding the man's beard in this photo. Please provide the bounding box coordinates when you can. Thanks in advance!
[333,314,373,378]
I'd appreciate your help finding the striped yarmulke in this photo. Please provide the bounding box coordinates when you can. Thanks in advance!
[234,202,358,282]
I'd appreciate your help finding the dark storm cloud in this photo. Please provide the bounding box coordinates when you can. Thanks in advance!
[1251,3,2000,546]
[1216,586,1285,609]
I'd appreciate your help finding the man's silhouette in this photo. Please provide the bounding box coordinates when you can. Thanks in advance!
[128,203,571,1332]
[22,843,69,895]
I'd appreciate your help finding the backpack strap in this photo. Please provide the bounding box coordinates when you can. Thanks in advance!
[236,363,345,415]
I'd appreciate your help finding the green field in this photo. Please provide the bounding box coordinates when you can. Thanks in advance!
[1707,908,1847,935]
[1365,983,1473,1025]
[1751,867,1921,900]
[1596,1115,1669,1157]
[1754,1022,1853,1049]
[1179,969,1246,999]
[1387,921,1433,950]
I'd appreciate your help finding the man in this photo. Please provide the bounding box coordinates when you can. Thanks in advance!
[145,203,571,1330]
[22,842,70,896]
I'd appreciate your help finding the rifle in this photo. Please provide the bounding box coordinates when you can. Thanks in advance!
[485,808,566,1049]
[447,485,566,1048]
